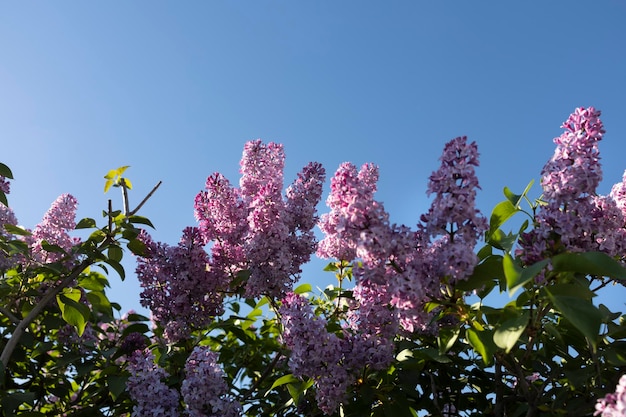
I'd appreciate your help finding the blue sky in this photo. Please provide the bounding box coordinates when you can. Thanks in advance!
[2,2,626,314]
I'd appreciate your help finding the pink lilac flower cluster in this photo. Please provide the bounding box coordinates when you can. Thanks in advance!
[181,346,242,417]
[30,194,80,265]
[194,140,325,298]
[519,108,626,267]
[595,374,626,416]
[542,107,604,202]
[136,141,324,341]
[0,176,9,195]
[127,350,180,417]
[136,228,225,342]
[316,162,401,362]
[419,136,487,286]
[279,292,352,415]
[610,171,626,217]
[0,201,19,271]
[313,137,486,386]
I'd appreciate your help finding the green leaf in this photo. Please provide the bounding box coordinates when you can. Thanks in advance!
[0,162,14,179]
[104,179,114,193]
[104,166,129,180]
[57,291,90,336]
[544,288,602,350]
[466,328,497,365]
[552,251,626,280]
[494,311,529,353]
[437,326,460,354]
[489,200,517,233]
[78,272,109,291]
[294,283,312,295]
[75,218,97,229]
[504,255,548,296]
[41,240,67,254]
[0,191,7,206]
[86,291,113,316]
[456,255,503,293]
[270,373,299,391]
[128,215,155,228]
[103,258,125,280]
[323,262,338,272]
[107,375,128,400]
[107,245,123,262]
[121,177,133,190]
[127,239,146,257]
[3,224,31,236]
[488,229,519,252]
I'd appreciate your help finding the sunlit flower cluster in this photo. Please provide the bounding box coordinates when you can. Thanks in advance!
[136,227,225,342]
[194,140,325,299]
[279,292,352,415]
[30,193,80,264]
[519,108,626,266]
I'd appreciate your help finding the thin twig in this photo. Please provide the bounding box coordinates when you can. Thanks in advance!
[130,181,162,216]
[241,353,283,402]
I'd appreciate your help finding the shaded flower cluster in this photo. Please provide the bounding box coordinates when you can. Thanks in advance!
[181,346,242,417]
[279,292,352,415]
[127,350,180,417]
[136,227,225,342]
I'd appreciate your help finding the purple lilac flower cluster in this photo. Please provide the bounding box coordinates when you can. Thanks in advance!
[30,194,80,265]
[136,228,225,342]
[519,108,626,267]
[279,292,352,415]
[317,137,486,338]
[181,346,242,417]
[136,141,324,341]
[595,375,626,416]
[127,350,180,417]
[194,140,325,299]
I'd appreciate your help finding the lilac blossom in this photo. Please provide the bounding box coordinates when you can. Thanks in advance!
[317,162,391,265]
[279,292,352,415]
[181,346,242,417]
[0,203,19,271]
[30,194,80,265]
[283,162,326,275]
[135,228,225,342]
[416,137,486,288]
[344,277,398,370]
[542,106,604,202]
[0,175,10,195]
[421,136,487,246]
[595,375,626,416]
[518,108,626,266]
[193,140,324,299]
[127,350,180,417]
[610,170,626,219]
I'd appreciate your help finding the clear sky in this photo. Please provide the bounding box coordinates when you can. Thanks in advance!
[2,2,626,314]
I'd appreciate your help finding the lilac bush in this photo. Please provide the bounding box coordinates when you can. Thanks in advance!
[3,107,626,417]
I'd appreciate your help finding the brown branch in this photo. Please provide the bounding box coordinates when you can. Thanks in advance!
[129,181,162,216]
